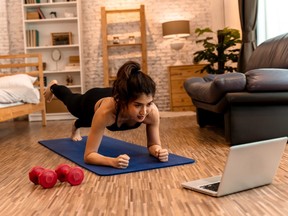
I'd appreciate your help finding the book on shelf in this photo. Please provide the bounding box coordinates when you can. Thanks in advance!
[26,30,39,47]
[25,0,41,4]
[37,7,45,19]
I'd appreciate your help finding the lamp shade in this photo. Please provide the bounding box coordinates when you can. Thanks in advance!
[162,20,190,39]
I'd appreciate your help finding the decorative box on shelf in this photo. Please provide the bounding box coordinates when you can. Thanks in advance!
[26,11,39,20]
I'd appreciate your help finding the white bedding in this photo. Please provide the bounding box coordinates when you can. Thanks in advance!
[0,102,24,109]
[0,74,40,104]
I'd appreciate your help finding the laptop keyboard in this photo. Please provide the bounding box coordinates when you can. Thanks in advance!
[200,182,220,192]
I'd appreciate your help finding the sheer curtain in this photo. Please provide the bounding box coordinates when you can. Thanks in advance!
[257,0,288,45]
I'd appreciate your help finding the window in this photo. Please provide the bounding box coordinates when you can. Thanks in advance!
[257,0,288,45]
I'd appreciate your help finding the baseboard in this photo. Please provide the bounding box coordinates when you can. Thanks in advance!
[29,112,76,121]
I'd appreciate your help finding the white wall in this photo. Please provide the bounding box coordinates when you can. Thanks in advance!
[210,0,225,31]
[224,0,241,31]
[210,0,241,31]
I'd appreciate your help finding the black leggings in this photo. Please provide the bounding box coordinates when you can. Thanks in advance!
[50,84,112,128]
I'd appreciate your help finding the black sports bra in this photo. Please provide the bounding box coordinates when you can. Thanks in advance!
[106,121,142,131]
[106,107,142,131]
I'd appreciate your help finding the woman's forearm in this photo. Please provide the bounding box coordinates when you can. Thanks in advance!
[84,152,116,167]
[84,152,130,168]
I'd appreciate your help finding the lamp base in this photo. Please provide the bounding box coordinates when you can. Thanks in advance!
[173,59,184,65]
[170,42,184,51]
[170,38,185,66]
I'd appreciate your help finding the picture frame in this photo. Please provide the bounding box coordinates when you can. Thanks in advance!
[51,32,72,46]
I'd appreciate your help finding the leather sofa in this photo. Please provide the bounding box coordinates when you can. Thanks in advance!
[184,33,288,145]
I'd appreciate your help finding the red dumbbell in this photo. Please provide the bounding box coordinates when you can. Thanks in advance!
[29,166,58,189]
[55,164,71,182]
[55,164,84,186]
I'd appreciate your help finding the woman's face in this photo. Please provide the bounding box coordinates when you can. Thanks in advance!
[127,94,154,122]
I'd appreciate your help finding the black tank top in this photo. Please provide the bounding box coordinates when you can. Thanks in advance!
[106,121,142,131]
[106,109,142,131]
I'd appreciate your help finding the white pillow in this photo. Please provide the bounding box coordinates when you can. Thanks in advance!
[0,87,40,104]
[0,74,37,89]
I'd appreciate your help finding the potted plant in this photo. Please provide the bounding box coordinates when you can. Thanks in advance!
[193,27,242,74]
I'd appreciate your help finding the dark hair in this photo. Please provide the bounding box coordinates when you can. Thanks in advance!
[112,61,156,110]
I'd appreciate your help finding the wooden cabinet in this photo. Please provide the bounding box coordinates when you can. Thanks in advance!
[22,0,83,120]
[101,5,147,86]
[168,64,206,111]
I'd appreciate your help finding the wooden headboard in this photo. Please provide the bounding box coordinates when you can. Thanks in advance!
[0,53,46,126]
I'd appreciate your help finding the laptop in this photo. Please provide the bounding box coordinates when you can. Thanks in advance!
[181,137,287,197]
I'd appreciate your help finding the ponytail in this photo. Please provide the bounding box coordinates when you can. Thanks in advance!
[112,61,156,110]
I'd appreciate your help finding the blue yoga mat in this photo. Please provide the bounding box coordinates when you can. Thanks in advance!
[38,136,195,176]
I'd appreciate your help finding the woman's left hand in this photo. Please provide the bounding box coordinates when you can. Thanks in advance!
[156,149,169,162]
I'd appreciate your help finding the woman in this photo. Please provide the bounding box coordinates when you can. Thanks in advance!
[44,61,169,169]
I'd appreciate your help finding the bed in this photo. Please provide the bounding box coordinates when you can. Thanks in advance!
[0,53,46,126]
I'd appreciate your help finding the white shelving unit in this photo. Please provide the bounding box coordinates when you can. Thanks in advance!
[22,0,83,121]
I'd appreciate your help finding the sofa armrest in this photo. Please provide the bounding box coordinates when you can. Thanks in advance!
[246,68,288,91]
[184,72,246,104]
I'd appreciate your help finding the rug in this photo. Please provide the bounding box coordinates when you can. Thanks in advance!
[38,136,195,176]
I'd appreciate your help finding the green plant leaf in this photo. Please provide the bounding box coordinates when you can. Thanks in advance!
[193,27,242,74]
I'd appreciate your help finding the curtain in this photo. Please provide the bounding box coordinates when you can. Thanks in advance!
[237,0,258,72]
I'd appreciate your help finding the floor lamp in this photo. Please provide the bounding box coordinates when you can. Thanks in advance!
[162,20,190,65]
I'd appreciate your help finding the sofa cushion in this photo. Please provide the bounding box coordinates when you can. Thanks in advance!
[184,72,246,104]
[246,68,288,92]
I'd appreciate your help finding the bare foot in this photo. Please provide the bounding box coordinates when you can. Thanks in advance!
[71,121,82,141]
[44,80,58,103]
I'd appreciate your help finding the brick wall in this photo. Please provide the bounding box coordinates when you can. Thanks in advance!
[3,0,221,111]
[0,1,9,55]
[6,0,24,54]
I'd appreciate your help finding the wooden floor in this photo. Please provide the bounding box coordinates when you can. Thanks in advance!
[1,115,288,216]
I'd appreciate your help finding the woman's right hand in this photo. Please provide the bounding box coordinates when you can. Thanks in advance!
[114,154,130,169]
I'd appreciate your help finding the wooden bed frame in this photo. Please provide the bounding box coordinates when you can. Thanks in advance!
[0,53,46,126]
